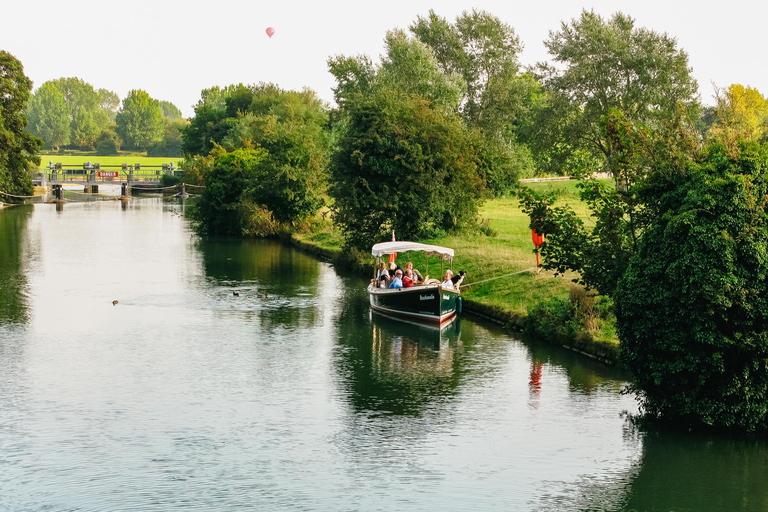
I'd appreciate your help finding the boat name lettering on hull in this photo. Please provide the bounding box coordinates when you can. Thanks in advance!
[443,294,450,300]
[420,294,435,301]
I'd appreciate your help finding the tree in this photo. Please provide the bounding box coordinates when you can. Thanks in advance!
[411,10,539,190]
[520,108,698,297]
[616,143,768,434]
[71,107,102,150]
[194,148,266,235]
[27,82,70,150]
[328,25,488,248]
[329,91,486,249]
[706,84,768,153]
[98,88,120,121]
[147,118,187,157]
[534,10,699,174]
[221,86,329,223]
[0,51,42,196]
[159,100,183,121]
[115,89,164,150]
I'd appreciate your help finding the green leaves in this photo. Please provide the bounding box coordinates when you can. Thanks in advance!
[0,51,41,196]
[535,10,699,175]
[617,144,768,434]
[115,89,164,150]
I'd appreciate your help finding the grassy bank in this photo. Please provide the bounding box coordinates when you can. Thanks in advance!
[38,152,179,168]
[294,179,620,364]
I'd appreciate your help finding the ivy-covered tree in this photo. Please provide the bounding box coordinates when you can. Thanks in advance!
[0,51,42,196]
[616,143,768,434]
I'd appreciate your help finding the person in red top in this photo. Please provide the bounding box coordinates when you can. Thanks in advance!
[402,269,415,288]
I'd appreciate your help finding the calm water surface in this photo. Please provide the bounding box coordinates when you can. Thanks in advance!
[0,199,766,511]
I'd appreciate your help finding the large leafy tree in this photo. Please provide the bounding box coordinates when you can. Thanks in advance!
[48,77,110,149]
[115,89,164,150]
[616,143,768,434]
[27,82,70,150]
[98,88,120,121]
[221,86,328,223]
[411,10,539,191]
[533,10,699,174]
[183,83,329,230]
[0,51,42,196]
[328,27,487,248]
[329,91,485,249]
[706,84,768,153]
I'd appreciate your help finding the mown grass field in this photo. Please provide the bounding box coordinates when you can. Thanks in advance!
[38,152,180,169]
[298,178,609,320]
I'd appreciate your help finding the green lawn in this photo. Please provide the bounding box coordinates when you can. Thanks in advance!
[38,152,180,169]
[298,179,612,320]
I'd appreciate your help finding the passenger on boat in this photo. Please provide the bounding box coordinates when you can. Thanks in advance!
[441,270,455,289]
[389,261,403,276]
[372,262,390,288]
[405,262,423,284]
[402,269,415,288]
[389,269,404,289]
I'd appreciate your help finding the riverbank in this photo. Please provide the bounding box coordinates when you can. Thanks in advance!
[290,181,621,365]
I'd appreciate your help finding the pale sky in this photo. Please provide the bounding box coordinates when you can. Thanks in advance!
[2,0,762,118]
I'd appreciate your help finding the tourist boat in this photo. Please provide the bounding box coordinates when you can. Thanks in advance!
[367,241,463,327]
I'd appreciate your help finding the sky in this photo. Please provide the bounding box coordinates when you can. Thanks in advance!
[2,0,764,118]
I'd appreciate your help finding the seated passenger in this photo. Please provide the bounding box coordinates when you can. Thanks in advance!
[402,269,415,288]
[372,262,389,288]
[405,261,423,284]
[389,269,404,289]
[441,270,455,289]
[389,261,403,276]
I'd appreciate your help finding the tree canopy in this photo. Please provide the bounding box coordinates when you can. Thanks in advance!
[411,9,539,191]
[27,82,70,150]
[706,84,768,153]
[115,89,164,150]
[0,51,42,196]
[328,26,488,248]
[329,90,486,249]
[616,143,768,434]
[533,10,699,174]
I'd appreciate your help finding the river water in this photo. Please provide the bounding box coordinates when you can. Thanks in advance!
[0,198,766,512]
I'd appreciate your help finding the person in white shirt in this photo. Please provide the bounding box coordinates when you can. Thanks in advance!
[441,270,454,288]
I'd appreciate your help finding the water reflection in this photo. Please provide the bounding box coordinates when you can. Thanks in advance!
[0,205,34,324]
[623,431,768,511]
[197,237,323,329]
[334,308,465,416]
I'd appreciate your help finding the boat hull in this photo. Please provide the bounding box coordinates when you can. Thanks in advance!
[367,283,460,326]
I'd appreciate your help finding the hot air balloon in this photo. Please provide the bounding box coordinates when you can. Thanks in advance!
[266,27,275,38]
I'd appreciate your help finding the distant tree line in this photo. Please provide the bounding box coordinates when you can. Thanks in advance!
[24,78,186,156]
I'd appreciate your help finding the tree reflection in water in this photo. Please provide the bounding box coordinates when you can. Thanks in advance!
[0,205,33,324]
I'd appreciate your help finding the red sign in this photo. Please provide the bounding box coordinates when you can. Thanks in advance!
[98,171,119,178]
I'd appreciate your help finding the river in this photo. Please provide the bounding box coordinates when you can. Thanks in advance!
[0,198,766,511]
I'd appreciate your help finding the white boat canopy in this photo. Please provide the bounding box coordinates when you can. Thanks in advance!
[371,241,454,260]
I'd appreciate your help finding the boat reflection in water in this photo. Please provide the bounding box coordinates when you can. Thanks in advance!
[369,310,462,378]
